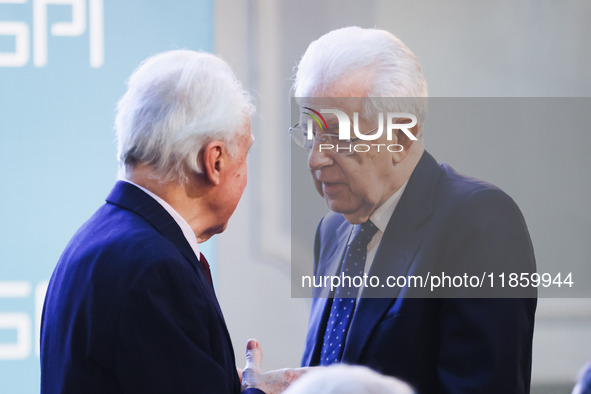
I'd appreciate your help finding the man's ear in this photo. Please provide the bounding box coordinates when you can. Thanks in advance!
[392,123,420,164]
[202,140,224,185]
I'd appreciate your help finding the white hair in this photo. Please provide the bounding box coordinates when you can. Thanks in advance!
[283,365,414,394]
[115,49,254,183]
[294,27,428,132]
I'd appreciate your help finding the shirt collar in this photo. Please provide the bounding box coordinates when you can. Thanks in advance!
[121,179,201,261]
[347,182,408,246]
[369,181,408,234]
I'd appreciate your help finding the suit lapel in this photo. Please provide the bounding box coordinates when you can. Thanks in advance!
[302,217,353,366]
[317,219,353,280]
[105,181,226,321]
[342,151,442,363]
[301,298,327,366]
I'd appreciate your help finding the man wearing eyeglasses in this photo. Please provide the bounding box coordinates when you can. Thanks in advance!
[292,27,536,393]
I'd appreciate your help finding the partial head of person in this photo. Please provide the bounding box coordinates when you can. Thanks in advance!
[292,27,427,224]
[573,361,591,394]
[282,364,414,394]
[115,50,254,241]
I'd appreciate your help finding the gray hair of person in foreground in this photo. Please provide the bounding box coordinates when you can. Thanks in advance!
[282,365,415,394]
[293,26,428,135]
[115,49,255,183]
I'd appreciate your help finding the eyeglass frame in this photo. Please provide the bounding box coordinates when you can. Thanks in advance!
[288,122,381,156]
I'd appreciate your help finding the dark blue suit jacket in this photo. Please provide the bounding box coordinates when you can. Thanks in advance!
[41,181,260,393]
[302,151,537,393]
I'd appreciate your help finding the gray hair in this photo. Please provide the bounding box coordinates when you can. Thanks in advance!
[283,365,414,394]
[294,27,428,133]
[115,50,254,183]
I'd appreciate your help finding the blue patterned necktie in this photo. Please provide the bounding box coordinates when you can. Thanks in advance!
[320,220,378,365]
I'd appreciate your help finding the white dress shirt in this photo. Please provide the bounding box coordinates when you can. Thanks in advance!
[346,182,408,299]
[122,180,201,261]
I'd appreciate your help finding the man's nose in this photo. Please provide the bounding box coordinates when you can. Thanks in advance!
[307,141,334,170]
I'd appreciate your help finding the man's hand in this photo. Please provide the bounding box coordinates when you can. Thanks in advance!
[241,339,310,394]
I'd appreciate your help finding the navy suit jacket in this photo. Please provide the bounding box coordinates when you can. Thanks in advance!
[41,181,260,393]
[302,151,537,393]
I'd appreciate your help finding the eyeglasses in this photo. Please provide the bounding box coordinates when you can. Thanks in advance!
[289,123,379,156]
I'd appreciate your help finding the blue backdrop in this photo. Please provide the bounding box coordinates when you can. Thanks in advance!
[0,1,214,392]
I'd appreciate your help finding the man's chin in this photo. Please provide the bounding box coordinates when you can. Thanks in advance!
[216,221,229,234]
[198,222,228,243]
[325,200,373,224]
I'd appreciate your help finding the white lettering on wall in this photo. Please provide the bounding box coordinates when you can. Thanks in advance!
[0,0,28,66]
[0,0,104,67]
[0,280,48,360]
[0,281,32,360]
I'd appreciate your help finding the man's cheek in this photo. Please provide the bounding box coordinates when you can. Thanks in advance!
[312,177,324,197]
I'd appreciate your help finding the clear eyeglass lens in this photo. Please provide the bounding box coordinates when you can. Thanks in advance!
[290,123,357,156]
[290,124,310,149]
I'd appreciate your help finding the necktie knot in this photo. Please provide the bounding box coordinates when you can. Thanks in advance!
[351,220,378,248]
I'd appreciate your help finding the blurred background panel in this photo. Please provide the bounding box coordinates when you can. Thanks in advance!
[0,1,214,392]
[1,0,589,393]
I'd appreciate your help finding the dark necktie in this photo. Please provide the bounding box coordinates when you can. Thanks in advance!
[319,220,378,365]
[199,252,213,286]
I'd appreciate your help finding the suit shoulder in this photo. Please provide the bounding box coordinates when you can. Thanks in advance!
[59,203,188,277]
[435,163,529,237]
[438,163,520,210]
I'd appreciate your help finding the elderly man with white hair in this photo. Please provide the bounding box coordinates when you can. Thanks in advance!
[40,50,297,393]
[293,27,537,393]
